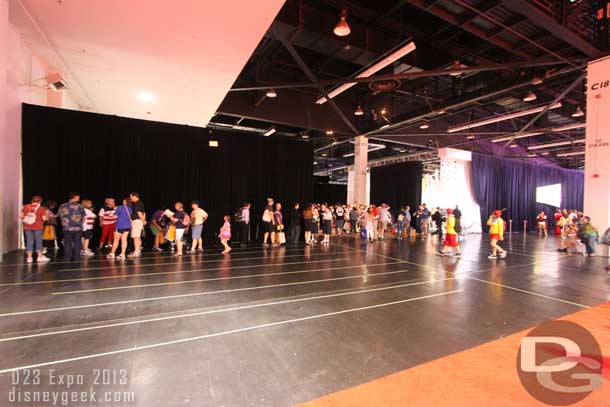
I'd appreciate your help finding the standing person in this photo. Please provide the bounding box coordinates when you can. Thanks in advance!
[414,207,423,236]
[58,193,86,262]
[107,198,132,260]
[150,206,167,252]
[238,202,251,248]
[377,204,390,240]
[364,207,376,242]
[98,198,117,250]
[169,202,188,257]
[219,215,232,254]
[553,209,563,235]
[404,205,412,239]
[536,211,548,237]
[335,203,345,236]
[273,202,284,246]
[453,205,462,235]
[420,204,430,238]
[431,207,445,248]
[42,200,59,253]
[438,208,461,257]
[312,204,320,242]
[20,195,49,263]
[188,201,208,253]
[289,202,301,244]
[261,198,275,247]
[303,204,314,245]
[487,210,507,259]
[581,216,599,257]
[128,192,146,258]
[349,205,359,234]
[80,199,97,256]
[321,203,332,244]
[396,206,407,240]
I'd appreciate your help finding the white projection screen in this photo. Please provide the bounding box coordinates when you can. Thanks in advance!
[536,183,562,207]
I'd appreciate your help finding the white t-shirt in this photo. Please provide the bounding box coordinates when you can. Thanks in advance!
[83,208,97,231]
[191,208,208,225]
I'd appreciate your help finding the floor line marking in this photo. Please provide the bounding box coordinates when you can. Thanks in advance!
[0,269,415,317]
[0,245,314,267]
[56,249,360,272]
[51,262,403,295]
[0,256,354,287]
[467,277,590,308]
[0,278,456,342]
[0,289,462,373]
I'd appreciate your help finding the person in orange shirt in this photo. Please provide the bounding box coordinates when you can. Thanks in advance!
[437,208,461,257]
[487,210,507,259]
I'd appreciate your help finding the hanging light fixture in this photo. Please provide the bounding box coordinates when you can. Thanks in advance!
[354,105,364,116]
[380,107,388,115]
[419,121,430,129]
[571,106,585,117]
[333,9,351,37]
[510,143,518,148]
[265,88,277,98]
[523,91,537,102]
[449,61,467,77]
[467,135,475,140]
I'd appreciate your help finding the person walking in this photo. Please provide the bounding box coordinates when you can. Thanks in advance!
[58,193,86,262]
[487,210,507,259]
[580,216,599,256]
[238,202,251,247]
[188,200,208,253]
[437,208,461,257]
[128,192,146,258]
[289,202,301,244]
[98,198,117,250]
[20,195,49,263]
[107,198,132,260]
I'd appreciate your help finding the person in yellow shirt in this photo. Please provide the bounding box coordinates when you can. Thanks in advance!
[487,210,507,259]
[437,208,461,257]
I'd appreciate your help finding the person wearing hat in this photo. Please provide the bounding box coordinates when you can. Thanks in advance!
[437,208,461,257]
[487,210,507,259]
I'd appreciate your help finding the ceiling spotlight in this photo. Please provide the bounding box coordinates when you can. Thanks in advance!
[531,76,544,85]
[449,61,466,77]
[326,130,334,135]
[467,135,475,140]
[380,107,388,115]
[419,121,430,129]
[263,127,276,137]
[333,9,351,37]
[571,106,585,117]
[354,105,364,116]
[266,88,277,98]
[523,91,537,102]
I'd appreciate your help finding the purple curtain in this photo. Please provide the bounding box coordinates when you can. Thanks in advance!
[472,153,584,231]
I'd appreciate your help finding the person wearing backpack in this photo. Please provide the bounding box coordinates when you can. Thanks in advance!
[334,203,345,236]
[20,195,49,263]
[188,200,208,253]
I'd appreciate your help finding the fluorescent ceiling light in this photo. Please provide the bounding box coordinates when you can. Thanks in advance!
[523,91,537,102]
[266,88,277,98]
[550,123,586,132]
[419,121,429,129]
[449,61,467,77]
[137,91,155,103]
[557,151,585,157]
[571,106,584,117]
[263,128,276,137]
[491,131,543,143]
[491,122,585,143]
[342,143,385,158]
[209,140,219,147]
[316,42,416,104]
[528,139,586,150]
[448,102,562,134]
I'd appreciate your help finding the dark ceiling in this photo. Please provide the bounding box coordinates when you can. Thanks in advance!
[215,0,609,181]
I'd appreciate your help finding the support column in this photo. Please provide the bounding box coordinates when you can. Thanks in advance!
[347,136,369,205]
[584,56,610,229]
[0,0,8,259]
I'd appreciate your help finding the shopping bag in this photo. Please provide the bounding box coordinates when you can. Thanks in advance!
[165,225,176,242]
[43,225,56,241]
[278,232,286,244]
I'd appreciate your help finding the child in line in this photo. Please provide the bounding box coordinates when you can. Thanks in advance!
[81,199,97,256]
[220,215,232,254]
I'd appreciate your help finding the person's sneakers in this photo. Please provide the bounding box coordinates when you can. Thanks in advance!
[82,250,94,257]
[37,255,50,263]
[127,251,141,258]
[26,257,34,263]
[116,254,126,260]
[488,254,497,259]
[106,253,115,259]
[499,251,508,259]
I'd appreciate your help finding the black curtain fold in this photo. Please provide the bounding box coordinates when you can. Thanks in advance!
[471,153,584,231]
[370,162,423,216]
[21,104,313,240]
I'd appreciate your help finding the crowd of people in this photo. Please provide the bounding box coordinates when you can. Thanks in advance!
[19,194,609,272]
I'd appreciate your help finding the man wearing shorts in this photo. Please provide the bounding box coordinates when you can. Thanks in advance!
[128,192,146,258]
[487,210,507,259]
[437,208,461,257]
[189,201,208,253]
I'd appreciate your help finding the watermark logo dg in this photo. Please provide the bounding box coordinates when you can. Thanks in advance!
[517,320,604,406]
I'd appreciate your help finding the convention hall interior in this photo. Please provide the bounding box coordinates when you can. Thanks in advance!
[1,0,609,406]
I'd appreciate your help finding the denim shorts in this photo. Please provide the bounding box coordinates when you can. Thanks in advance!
[191,224,203,239]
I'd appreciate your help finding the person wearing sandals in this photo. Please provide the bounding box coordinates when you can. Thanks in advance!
[188,200,208,253]
[107,198,132,260]
[21,195,49,263]
[220,215,232,254]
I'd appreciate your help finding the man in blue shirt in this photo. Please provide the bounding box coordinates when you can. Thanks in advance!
[58,192,86,261]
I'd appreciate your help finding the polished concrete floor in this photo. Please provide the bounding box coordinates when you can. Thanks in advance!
[0,234,608,406]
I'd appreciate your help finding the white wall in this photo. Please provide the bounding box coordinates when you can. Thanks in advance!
[1,4,50,255]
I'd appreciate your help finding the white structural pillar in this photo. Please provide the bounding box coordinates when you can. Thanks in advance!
[347,136,370,205]
[0,0,8,259]
[584,56,610,229]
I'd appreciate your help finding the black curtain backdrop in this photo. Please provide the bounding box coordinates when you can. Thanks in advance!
[313,183,347,205]
[472,153,584,231]
[370,162,423,217]
[22,104,313,241]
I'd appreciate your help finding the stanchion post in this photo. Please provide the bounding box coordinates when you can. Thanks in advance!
[509,219,513,234]
[523,220,527,235]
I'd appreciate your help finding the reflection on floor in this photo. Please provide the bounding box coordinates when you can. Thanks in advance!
[0,234,608,406]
